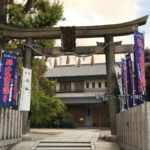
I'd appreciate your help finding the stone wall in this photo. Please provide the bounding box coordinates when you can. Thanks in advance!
[116,102,150,150]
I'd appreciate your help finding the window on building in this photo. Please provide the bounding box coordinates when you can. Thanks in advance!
[92,82,95,88]
[105,82,107,88]
[88,108,91,116]
[86,82,89,88]
[98,82,101,88]
[60,82,71,92]
[75,81,84,92]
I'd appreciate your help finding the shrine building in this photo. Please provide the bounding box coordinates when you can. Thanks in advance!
[45,63,110,127]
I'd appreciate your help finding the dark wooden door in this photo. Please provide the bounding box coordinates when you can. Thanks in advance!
[92,104,110,127]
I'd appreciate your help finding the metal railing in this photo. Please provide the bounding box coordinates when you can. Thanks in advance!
[55,88,107,93]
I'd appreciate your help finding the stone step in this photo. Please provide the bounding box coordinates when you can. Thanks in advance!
[35,148,91,150]
[34,141,92,150]
[38,143,91,147]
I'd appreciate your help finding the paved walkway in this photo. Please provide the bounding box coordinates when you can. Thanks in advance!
[10,128,120,150]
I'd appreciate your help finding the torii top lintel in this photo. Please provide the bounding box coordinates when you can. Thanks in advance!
[0,15,148,39]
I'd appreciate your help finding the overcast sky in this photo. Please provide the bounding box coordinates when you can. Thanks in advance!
[55,0,150,65]
[16,0,150,65]
[56,0,150,47]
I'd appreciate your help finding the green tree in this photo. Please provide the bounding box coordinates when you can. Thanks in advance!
[30,58,65,127]
[0,0,67,127]
[7,0,63,47]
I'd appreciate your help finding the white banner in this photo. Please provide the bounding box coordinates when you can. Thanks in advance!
[19,68,32,111]
[114,64,124,111]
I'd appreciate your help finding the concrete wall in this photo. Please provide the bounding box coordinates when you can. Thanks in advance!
[0,107,23,148]
[116,102,150,150]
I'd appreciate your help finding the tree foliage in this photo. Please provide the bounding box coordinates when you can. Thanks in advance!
[0,0,68,127]
[8,0,63,28]
[30,58,65,127]
[0,0,63,48]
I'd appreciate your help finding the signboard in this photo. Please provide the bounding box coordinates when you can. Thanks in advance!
[19,68,32,111]
[0,51,17,108]
[134,30,146,104]
[126,53,134,108]
[114,63,124,111]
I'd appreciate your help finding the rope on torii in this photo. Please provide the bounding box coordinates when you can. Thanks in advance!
[24,41,124,67]
[24,41,122,57]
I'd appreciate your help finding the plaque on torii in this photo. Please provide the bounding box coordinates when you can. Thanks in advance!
[0,15,148,134]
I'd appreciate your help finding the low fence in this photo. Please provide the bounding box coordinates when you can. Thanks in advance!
[117,102,150,150]
[0,107,23,148]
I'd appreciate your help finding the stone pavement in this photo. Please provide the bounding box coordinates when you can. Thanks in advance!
[10,128,120,150]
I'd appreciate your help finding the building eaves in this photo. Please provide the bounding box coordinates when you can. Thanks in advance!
[45,63,106,78]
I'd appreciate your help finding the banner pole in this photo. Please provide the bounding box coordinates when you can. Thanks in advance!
[132,46,136,106]
[0,50,4,72]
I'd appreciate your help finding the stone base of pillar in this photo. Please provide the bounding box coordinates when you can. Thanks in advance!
[22,134,32,141]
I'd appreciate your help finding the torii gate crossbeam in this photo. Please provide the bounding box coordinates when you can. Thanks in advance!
[0,15,148,39]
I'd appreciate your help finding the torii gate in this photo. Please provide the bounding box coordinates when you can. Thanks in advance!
[0,15,148,135]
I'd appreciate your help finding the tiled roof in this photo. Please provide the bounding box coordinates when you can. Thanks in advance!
[45,63,106,78]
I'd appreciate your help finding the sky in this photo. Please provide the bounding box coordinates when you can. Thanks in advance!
[56,0,150,46]
[54,0,150,66]
[16,0,150,66]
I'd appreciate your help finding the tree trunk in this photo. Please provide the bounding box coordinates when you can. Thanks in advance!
[23,0,37,13]
[0,0,8,48]
[0,1,7,24]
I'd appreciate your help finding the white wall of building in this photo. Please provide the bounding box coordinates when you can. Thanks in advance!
[71,82,76,91]
[84,79,106,89]
[56,83,60,91]
[55,79,107,98]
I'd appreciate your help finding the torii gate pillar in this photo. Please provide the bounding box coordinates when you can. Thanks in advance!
[22,38,33,135]
[23,38,33,69]
[104,35,118,135]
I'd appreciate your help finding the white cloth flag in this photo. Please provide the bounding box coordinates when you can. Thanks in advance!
[114,64,124,111]
[19,68,32,111]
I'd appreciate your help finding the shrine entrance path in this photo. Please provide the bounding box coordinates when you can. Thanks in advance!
[10,128,120,150]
